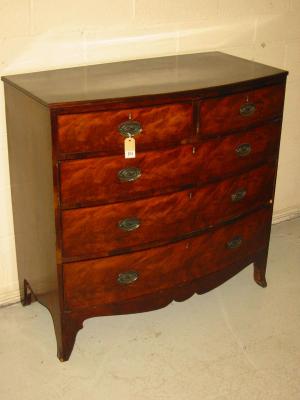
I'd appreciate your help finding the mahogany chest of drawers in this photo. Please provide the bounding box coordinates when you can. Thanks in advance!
[2,52,288,361]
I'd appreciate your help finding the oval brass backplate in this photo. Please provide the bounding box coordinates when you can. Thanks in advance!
[236,143,252,157]
[117,271,139,285]
[231,188,247,202]
[240,102,256,116]
[118,167,141,182]
[118,217,141,231]
[118,120,142,137]
[226,236,243,249]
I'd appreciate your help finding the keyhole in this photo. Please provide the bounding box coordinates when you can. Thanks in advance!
[189,192,193,199]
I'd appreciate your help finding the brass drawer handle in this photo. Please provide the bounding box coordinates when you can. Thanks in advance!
[236,143,252,157]
[240,102,256,116]
[117,271,139,285]
[118,167,141,182]
[231,188,247,202]
[118,120,142,137]
[227,236,243,249]
[118,217,141,231]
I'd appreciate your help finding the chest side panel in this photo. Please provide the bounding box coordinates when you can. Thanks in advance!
[4,84,58,306]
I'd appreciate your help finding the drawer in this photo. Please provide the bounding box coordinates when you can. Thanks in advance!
[63,208,272,309]
[60,121,281,208]
[61,164,275,260]
[200,84,285,136]
[57,102,194,156]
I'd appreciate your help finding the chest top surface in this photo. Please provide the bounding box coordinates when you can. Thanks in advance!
[1,52,287,107]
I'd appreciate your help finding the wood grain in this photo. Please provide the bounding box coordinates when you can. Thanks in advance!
[62,164,275,260]
[200,84,285,135]
[57,102,194,155]
[63,208,272,309]
[60,121,281,208]
[2,52,287,361]
[1,52,287,106]
[3,84,65,357]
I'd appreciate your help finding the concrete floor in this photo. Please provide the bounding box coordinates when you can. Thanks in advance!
[0,217,299,400]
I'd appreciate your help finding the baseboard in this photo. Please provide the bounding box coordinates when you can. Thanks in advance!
[272,205,300,224]
[0,288,20,308]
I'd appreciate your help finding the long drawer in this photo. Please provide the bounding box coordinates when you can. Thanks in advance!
[200,84,285,135]
[63,208,272,310]
[57,102,194,156]
[61,164,275,260]
[60,120,281,208]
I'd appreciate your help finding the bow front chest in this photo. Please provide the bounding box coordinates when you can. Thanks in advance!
[2,52,288,361]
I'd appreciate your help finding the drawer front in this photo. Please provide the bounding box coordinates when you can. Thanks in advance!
[200,84,285,136]
[60,121,281,208]
[196,120,281,178]
[57,103,194,156]
[63,208,272,309]
[62,164,275,260]
[60,145,196,208]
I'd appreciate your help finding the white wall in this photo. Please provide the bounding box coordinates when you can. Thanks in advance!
[1,0,300,305]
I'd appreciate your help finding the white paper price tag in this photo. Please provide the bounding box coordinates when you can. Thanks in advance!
[124,137,136,158]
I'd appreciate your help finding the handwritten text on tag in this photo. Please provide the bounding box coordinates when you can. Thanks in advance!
[124,137,136,158]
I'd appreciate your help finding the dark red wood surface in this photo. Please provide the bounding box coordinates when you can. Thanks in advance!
[1,52,287,106]
[63,208,272,309]
[2,52,287,361]
[60,248,271,360]
[200,84,285,135]
[62,164,275,260]
[60,121,281,208]
[57,102,194,155]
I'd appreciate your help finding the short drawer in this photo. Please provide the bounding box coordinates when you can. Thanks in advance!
[57,102,194,156]
[63,208,272,309]
[61,164,275,260]
[200,84,285,136]
[60,121,281,208]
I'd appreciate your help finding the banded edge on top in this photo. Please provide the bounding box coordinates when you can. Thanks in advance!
[1,52,288,109]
